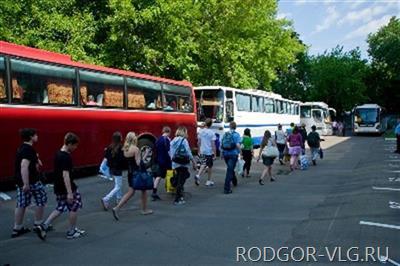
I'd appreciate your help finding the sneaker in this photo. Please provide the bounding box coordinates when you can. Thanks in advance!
[194,175,200,186]
[75,228,86,235]
[312,160,316,166]
[151,193,161,201]
[11,227,31,238]
[223,190,233,194]
[270,177,276,182]
[112,208,119,221]
[34,224,47,241]
[173,200,186,205]
[141,209,154,215]
[259,179,264,185]
[66,228,84,239]
[205,180,214,186]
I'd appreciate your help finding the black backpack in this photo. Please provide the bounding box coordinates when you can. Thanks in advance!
[172,138,190,164]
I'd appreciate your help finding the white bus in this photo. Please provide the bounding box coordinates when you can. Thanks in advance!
[194,86,300,148]
[353,104,384,135]
[300,102,336,136]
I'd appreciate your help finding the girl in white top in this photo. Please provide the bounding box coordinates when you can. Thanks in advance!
[275,124,287,165]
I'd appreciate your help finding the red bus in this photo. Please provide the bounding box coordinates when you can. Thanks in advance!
[0,41,197,186]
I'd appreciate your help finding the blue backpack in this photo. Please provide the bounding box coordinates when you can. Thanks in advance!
[221,131,236,150]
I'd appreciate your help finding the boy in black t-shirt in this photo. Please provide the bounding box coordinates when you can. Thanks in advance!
[12,128,47,239]
[38,132,85,240]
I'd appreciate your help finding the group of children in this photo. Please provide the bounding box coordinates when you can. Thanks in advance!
[10,120,322,241]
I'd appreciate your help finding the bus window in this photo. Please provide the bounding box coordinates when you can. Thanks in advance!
[300,106,311,118]
[79,70,124,108]
[264,98,274,113]
[127,78,162,110]
[236,93,251,112]
[10,59,76,105]
[252,96,262,112]
[196,89,224,122]
[163,84,193,112]
[226,90,233,99]
[0,57,6,102]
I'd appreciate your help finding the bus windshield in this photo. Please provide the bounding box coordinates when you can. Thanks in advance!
[354,108,379,124]
[195,89,224,122]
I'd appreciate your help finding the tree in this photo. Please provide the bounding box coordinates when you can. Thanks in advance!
[307,46,369,115]
[367,16,400,113]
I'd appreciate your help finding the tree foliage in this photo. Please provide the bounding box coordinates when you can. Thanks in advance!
[0,0,304,89]
[367,16,400,113]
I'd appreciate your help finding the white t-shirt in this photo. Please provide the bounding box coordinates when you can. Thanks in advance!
[275,130,286,144]
[198,128,216,155]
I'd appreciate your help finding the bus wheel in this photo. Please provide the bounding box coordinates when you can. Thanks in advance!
[138,138,155,168]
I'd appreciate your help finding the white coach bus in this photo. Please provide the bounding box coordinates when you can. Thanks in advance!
[353,104,384,135]
[300,102,336,136]
[194,86,300,148]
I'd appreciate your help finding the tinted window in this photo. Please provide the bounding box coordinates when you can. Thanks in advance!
[252,96,263,112]
[264,98,274,113]
[0,57,6,102]
[127,78,162,110]
[226,90,233,99]
[236,93,251,112]
[80,70,124,108]
[11,59,76,105]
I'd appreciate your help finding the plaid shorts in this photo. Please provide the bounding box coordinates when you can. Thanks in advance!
[16,182,47,208]
[55,191,83,213]
[199,154,214,168]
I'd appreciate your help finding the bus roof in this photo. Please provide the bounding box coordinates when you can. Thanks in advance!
[195,86,300,103]
[354,104,381,109]
[301,102,329,108]
[0,41,192,88]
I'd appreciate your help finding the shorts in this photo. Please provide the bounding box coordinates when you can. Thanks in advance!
[55,191,82,212]
[16,182,47,208]
[199,154,214,168]
[155,165,169,179]
[289,146,302,156]
[262,156,275,166]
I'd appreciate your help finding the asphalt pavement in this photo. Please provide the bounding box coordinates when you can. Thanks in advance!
[0,136,399,265]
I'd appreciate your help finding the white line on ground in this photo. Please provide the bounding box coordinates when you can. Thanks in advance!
[0,192,11,201]
[373,186,400,192]
[386,170,400,173]
[360,221,400,230]
[388,163,400,168]
[388,178,400,182]
[380,256,400,266]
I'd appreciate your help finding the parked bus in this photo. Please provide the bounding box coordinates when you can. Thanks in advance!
[0,41,197,185]
[353,104,384,135]
[195,86,300,148]
[300,102,335,136]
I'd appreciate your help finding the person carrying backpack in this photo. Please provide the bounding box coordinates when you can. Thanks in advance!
[169,126,196,205]
[307,125,321,165]
[221,122,241,194]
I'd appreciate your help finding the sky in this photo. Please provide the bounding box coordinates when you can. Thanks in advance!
[277,0,400,58]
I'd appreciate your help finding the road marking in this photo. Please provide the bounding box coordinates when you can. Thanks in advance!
[388,163,400,168]
[373,186,400,192]
[389,201,400,209]
[388,178,400,182]
[360,221,400,230]
[0,192,11,201]
[380,256,400,266]
[385,170,400,173]
[385,160,400,162]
